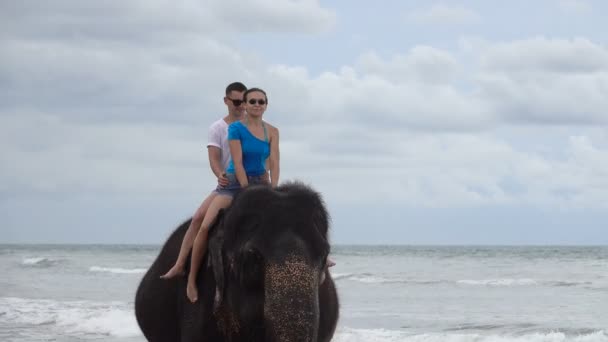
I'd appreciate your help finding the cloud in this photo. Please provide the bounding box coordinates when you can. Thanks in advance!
[263,53,494,133]
[0,0,335,125]
[5,107,608,210]
[407,4,480,25]
[263,37,608,131]
[355,47,459,84]
[278,127,608,209]
[0,111,213,198]
[230,40,608,209]
[2,2,608,214]
[476,37,608,125]
[209,0,336,33]
[558,0,591,14]
[0,0,335,40]
[0,36,250,124]
[480,37,608,73]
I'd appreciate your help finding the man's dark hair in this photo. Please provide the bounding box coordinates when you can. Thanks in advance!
[225,82,247,95]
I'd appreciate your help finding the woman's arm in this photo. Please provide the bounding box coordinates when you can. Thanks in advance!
[269,127,280,188]
[229,139,249,187]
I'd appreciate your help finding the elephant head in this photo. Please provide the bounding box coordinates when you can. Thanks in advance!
[207,182,334,342]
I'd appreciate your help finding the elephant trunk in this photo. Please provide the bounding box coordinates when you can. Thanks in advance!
[264,255,319,342]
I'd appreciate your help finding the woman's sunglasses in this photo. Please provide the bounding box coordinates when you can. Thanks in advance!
[248,99,266,105]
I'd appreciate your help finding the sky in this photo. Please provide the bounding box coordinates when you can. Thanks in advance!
[1,0,607,245]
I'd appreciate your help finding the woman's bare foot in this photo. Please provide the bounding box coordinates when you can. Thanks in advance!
[160,264,184,279]
[187,281,199,303]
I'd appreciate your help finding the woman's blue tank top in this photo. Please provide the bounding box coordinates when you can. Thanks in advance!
[225,121,269,176]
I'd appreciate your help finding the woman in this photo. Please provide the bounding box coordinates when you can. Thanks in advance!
[186,87,279,302]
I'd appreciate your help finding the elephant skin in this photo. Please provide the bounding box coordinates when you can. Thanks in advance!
[135,182,339,342]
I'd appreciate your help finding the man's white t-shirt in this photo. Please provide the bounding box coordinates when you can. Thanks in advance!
[207,118,231,171]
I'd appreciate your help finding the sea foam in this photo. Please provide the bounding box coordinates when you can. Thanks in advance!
[21,257,61,267]
[2,297,606,341]
[333,328,608,342]
[333,272,595,288]
[89,266,146,274]
[457,279,538,287]
[0,297,140,338]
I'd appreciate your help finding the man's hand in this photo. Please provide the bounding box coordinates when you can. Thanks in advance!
[218,173,229,187]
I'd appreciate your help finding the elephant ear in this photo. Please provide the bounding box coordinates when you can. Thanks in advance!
[208,208,227,313]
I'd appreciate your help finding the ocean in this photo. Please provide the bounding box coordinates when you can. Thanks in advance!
[1,244,607,342]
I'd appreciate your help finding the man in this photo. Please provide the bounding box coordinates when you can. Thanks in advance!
[161,82,247,279]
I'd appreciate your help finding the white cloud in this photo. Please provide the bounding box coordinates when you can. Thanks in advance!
[263,56,494,132]
[355,47,459,84]
[407,4,480,25]
[0,112,214,197]
[4,107,608,210]
[278,126,608,209]
[480,37,608,73]
[0,0,334,126]
[0,0,335,40]
[0,35,254,124]
[476,37,608,125]
[209,0,336,33]
[2,2,608,215]
[263,37,608,132]
[558,0,591,14]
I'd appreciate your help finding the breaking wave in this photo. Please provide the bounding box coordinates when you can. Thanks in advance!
[21,257,62,268]
[2,297,606,342]
[89,266,146,274]
[332,272,599,289]
[333,328,608,342]
[0,297,139,338]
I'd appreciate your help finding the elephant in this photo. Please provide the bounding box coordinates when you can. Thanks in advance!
[135,182,339,342]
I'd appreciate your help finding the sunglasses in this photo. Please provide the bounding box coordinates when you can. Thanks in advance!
[226,97,244,106]
[248,99,266,105]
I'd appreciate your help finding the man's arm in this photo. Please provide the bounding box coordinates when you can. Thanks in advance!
[208,122,229,186]
[208,146,225,179]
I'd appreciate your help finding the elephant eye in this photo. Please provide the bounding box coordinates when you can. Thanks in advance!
[237,249,265,291]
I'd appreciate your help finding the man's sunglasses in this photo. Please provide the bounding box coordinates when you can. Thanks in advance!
[248,99,266,105]
[226,97,244,106]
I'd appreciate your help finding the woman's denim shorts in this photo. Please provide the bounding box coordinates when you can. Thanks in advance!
[215,173,267,197]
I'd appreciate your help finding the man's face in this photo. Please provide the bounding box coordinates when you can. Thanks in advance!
[224,91,246,117]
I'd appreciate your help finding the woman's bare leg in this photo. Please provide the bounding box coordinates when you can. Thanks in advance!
[160,192,218,279]
[187,194,233,302]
